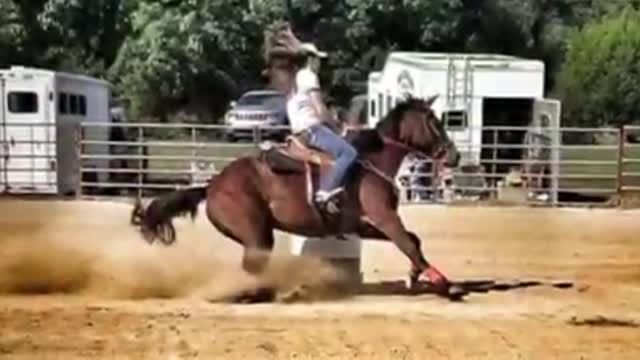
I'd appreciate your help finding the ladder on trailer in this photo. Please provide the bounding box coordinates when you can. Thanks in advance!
[438,55,478,203]
[446,56,473,109]
[444,56,474,159]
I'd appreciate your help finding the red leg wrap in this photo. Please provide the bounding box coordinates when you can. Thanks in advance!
[425,265,450,286]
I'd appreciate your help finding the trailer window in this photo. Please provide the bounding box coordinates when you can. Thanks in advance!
[370,99,376,118]
[378,93,383,117]
[69,95,78,114]
[78,95,87,115]
[58,93,68,114]
[443,111,468,128]
[7,92,38,113]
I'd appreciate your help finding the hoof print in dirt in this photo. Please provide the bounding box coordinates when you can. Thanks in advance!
[551,281,574,289]
[568,316,640,328]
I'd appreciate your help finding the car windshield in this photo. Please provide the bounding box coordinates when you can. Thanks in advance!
[237,93,282,107]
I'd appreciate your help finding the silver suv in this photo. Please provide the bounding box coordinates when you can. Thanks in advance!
[224,90,289,142]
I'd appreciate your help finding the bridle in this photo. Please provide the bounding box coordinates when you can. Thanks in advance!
[360,114,450,193]
[379,111,449,161]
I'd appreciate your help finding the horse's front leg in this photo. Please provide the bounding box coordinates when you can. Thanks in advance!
[358,218,464,299]
[357,224,430,289]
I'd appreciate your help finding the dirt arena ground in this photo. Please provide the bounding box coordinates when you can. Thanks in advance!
[0,199,639,359]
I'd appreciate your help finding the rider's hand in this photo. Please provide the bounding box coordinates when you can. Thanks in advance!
[274,25,303,54]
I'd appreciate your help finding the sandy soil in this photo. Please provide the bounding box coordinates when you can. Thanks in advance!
[0,199,639,359]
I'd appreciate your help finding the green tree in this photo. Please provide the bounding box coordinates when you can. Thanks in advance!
[0,0,50,67]
[0,0,24,66]
[0,0,611,124]
[38,0,136,75]
[557,7,640,127]
[109,0,259,122]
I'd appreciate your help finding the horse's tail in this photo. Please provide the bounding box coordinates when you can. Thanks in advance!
[130,186,207,246]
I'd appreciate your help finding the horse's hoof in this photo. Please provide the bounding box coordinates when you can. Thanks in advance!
[404,275,421,294]
[428,281,466,300]
[446,284,467,301]
[404,277,413,290]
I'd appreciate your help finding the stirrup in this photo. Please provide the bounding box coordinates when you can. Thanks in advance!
[314,189,343,215]
[315,187,344,202]
[316,198,340,215]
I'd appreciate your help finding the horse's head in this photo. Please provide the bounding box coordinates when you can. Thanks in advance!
[376,95,460,168]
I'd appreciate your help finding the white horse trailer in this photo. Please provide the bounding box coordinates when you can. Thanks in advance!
[367,52,560,163]
[0,66,111,195]
[367,52,561,202]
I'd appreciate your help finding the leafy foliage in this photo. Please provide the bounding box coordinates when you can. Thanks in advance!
[558,7,640,126]
[109,0,259,121]
[38,0,135,75]
[0,0,631,125]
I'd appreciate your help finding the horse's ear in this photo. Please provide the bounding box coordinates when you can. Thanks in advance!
[425,94,439,107]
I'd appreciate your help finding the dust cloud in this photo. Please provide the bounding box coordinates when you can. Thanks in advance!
[0,200,349,302]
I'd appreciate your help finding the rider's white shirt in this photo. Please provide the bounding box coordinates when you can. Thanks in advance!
[286,66,322,134]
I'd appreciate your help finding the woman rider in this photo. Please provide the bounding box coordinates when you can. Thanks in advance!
[266,24,358,214]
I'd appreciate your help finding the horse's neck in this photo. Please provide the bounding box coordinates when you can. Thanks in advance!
[363,143,409,179]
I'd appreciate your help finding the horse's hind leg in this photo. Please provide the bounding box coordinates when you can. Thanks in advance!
[238,230,276,303]
[205,191,276,302]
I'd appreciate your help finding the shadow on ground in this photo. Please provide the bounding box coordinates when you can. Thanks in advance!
[359,278,573,297]
[226,278,575,304]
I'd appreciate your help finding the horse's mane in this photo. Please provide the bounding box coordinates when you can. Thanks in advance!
[344,128,384,154]
[345,97,429,154]
[375,97,429,137]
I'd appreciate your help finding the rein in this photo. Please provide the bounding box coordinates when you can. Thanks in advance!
[359,131,446,194]
[358,159,400,194]
[380,135,429,158]
[356,133,424,195]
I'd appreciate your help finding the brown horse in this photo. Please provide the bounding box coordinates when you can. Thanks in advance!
[130,96,465,300]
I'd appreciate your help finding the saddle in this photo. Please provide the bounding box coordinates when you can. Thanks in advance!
[260,134,335,173]
[260,134,352,231]
[260,127,383,173]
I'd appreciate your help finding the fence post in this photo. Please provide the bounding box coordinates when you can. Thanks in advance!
[252,125,262,148]
[190,126,197,186]
[616,124,625,198]
[491,128,498,198]
[74,123,83,198]
[137,126,144,199]
[549,124,561,206]
[431,159,439,202]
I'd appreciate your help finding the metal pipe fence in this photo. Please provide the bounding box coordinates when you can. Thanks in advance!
[2,121,639,207]
[622,125,640,192]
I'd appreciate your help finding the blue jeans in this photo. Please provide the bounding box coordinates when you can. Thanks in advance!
[305,123,358,192]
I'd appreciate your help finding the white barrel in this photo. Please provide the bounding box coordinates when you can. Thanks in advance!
[289,234,363,285]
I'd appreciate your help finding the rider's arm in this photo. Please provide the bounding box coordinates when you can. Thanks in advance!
[310,91,339,129]
[296,68,340,130]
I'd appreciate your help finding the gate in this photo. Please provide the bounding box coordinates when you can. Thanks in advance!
[0,78,56,194]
